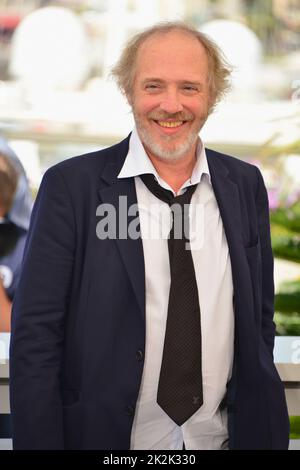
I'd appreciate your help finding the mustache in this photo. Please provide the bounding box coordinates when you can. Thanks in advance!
[147,112,193,121]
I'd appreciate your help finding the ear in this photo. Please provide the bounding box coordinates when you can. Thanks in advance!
[126,92,133,107]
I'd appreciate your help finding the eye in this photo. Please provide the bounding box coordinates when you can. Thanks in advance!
[182,85,198,92]
[145,83,161,92]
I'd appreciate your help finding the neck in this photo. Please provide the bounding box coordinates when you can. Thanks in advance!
[144,145,198,194]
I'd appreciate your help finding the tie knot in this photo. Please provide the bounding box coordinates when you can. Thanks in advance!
[140,174,197,207]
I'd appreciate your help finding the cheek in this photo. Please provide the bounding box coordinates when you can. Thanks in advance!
[185,105,207,123]
[133,95,161,116]
[188,98,208,112]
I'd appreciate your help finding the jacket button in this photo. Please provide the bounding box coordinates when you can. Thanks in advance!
[136,350,144,362]
[125,405,135,417]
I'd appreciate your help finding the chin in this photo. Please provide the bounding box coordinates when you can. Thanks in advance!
[148,136,199,162]
[152,147,191,162]
[136,122,200,162]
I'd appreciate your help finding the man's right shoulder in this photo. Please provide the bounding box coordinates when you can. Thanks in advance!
[47,136,129,179]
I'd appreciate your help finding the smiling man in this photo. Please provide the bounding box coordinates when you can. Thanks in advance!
[10,22,289,450]
[129,31,210,167]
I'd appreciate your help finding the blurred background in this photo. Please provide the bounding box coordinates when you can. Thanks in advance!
[0,0,299,445]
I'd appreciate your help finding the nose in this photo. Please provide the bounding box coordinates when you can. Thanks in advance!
[159,88,183,115]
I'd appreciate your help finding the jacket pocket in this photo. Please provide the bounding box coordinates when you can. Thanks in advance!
[244,237,259,255]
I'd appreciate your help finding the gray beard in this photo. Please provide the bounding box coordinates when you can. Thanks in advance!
[134,118,199,162]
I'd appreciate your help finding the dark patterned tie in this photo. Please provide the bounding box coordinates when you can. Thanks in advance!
[140,174,203,426]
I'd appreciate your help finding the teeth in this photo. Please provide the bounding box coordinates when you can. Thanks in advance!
[157,121,183,128]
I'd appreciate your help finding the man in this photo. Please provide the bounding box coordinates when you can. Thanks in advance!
[0,149,30,332]
[10,22,289,450]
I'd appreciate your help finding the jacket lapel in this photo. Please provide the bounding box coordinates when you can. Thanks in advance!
[206,148,257,346]
[206,149,253,319]
[206,149,244,257]
[98,137,145,316]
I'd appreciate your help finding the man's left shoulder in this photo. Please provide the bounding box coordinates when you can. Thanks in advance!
[205,147,260,185]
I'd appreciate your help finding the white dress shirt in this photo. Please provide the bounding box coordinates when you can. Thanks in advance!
[118,128,234,450]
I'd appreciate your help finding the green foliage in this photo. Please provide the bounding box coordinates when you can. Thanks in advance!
[290,416,300,439]
[274,276,300,335]
[271,221,300,263]
[275,279,300,314]
[270,201,300,234]
[270,197,300,335]
[272,233,300,263]
[275,312,300,336]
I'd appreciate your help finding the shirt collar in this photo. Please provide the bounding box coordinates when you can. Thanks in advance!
[118,126,211,189]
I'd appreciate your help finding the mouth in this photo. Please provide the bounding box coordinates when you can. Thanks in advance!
[156,120,184,128]
[152,119,189,134]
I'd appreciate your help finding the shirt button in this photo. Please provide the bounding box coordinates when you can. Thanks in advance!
[136,349,144,362]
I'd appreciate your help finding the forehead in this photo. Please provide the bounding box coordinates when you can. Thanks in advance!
[135,30,209,82]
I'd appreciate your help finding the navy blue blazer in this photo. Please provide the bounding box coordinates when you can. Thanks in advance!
[10,135,289,449]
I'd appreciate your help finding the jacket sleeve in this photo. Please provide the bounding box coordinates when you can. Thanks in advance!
[255,166,276,357]
[9,165,75,449]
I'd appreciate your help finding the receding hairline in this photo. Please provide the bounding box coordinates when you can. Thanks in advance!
[137,26,208,49]
[135,28,209,67]
[129,27,212,97]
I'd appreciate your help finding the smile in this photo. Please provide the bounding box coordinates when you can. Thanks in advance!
[152,120,190,135]
[156,120,184,128]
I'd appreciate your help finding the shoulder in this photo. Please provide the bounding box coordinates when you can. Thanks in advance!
[206,147,258,175]
[35,136,130,200]
[205,147,262,192]
[46,136,129,180]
